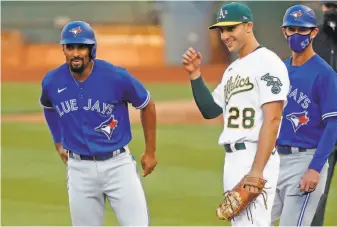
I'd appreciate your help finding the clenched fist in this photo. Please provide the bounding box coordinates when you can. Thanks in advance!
[182,47,203,80]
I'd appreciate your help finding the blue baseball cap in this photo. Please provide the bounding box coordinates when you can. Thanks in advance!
[281,5,317,28]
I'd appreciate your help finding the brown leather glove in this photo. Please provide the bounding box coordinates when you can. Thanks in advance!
[216,175,268,221]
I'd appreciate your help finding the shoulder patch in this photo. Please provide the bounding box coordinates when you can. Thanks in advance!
[261,73,283,94]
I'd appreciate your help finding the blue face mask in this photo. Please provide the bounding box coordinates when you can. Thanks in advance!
[287,33,312,53]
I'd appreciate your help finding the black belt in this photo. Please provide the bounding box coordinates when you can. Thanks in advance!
[69,147,126,161]
[224,143,246,153]
[225,142,277,155]
[276,146,314,155]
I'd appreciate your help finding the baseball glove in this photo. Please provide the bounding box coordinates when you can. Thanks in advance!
[216,175,268,222]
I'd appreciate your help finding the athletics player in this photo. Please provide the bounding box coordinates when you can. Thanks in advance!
[39,21,157,226]
[182,2,290,226]
[271,5,337,226]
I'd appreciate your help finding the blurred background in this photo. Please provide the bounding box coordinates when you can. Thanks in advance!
[1,1,336,226]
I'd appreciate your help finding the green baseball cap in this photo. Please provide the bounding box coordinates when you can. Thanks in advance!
[209,2,253,29]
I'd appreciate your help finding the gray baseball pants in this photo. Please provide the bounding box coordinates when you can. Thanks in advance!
[271,148,328,226]
[66,147,149,226]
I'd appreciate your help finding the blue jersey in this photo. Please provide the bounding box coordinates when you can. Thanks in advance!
[277,54,337,148]
[40,59,150,155]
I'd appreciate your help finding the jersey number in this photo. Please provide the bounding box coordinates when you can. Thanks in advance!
[227,107,255,129]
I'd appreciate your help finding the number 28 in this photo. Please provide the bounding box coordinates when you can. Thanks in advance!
[227,107,255,129]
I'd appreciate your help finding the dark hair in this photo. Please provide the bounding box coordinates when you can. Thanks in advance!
[323,2,337,9]
[88,44,94,59]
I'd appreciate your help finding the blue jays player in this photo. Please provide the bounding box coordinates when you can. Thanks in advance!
[271,5,337,226]
[39,21,157,226]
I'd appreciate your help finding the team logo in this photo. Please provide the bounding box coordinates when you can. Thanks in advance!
[69,26,82,37]
[290,10,303,20]
[261,73,283,94]
[224,74,254,104]
[218,9,228,19]
[94,115,118,140]
[286,111,310,132]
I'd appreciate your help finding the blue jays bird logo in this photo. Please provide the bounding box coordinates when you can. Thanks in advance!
[286,111,310,132]
[290,10,303,20]
[94,115,118,140]
[69,26,82,37]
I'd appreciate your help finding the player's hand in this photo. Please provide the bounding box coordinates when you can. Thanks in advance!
[141,152,157,177]
[245,170,264,193]
[299,169,320,192]
[57,149,68,165]
[182,47,202,80]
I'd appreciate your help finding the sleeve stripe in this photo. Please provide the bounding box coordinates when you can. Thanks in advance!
[39,97,54,109]
[135,91,150,109]
[322,112,337,120]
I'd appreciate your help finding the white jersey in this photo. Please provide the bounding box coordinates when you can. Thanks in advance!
[212,47,290,145]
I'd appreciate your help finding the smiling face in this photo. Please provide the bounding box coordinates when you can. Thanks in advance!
[63,44,91,74]
[216,22,253,53]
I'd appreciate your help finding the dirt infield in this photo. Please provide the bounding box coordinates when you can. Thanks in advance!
[2,64,227,125]
[2,100,223,125]
[1,64,227,83]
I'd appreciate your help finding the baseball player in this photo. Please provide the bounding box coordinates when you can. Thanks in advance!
[271,5,337,226]
[39,21,157,226]
[182,2,290,226]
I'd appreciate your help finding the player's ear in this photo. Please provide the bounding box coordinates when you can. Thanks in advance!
[310,27,319,39]
[245,22,254,33]
[281,28,287,39]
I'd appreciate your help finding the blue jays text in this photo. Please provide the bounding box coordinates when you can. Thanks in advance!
[40,59,150,156]
[277,55,337,172]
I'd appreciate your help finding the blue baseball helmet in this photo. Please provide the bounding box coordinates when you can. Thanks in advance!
[281,5,317,28]
[60,21,97,59]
